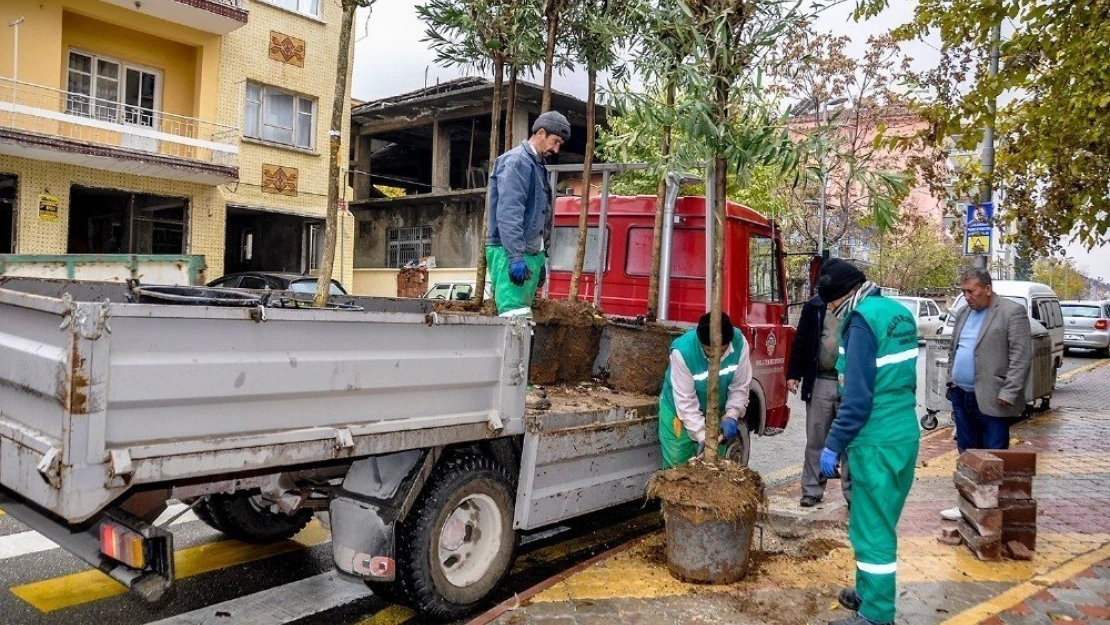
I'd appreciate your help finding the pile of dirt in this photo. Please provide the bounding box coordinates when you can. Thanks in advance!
[647,459,765,523]
[431,299,496,316]
[800,537,849,560]
[604,321,685,395]
[530,299,607,385]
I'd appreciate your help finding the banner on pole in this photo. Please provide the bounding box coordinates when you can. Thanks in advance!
[963,202,994,256]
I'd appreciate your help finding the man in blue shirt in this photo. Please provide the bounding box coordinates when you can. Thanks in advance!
[941,267,1032,521]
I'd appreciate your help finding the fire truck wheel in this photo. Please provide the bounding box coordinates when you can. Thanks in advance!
[205,490,313,544]
[395,453,517,620]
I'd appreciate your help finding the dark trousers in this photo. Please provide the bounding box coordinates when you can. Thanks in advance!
[803,378,851,500]
[950,386,1011,453]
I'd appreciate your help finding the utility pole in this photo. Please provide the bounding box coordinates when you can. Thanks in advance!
[816,97,847,257]
[9,18,24,82]
[977,20,1001,272]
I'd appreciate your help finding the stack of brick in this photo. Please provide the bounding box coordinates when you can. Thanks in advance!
[396,267,428,298]
[940,449,1037,561]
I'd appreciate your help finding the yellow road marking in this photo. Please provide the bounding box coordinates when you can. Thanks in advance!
[938,542,1110,625]
[1058,358,1110,382]
[11,521,330,613]
[352,604,415,625]
[512,512,659,574]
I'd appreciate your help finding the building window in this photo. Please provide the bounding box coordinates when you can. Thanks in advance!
[262,0,322,19]
[66,51,160,129]
[244,83,316,150]
[303,222,323,273]
[386,226,432,268]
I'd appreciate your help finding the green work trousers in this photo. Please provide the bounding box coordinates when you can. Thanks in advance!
[657,404,726,469]
[846,440,919,624]
[485,246,545,317]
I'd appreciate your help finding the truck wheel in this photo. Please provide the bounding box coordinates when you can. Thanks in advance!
[396,454,517,620]
[184,497,226,533]
[205,490,313,544]
[724,424,752,467]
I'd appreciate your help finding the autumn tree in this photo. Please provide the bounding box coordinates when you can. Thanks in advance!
[874,212,964,294]
[1033,258,1089,301]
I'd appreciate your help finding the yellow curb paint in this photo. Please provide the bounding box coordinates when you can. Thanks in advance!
[352,604,414,625]
[11,521,330,613]
[937,542,1110,625]
[1057,358,1110,382]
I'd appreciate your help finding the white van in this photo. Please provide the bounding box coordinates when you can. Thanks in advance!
[943,280,1065,371]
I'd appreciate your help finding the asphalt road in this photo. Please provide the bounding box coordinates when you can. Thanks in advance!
[0,352,1103,625]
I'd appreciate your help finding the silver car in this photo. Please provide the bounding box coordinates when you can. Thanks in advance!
[1061,300,1110,357]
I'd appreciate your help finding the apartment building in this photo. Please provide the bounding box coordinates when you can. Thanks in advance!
[0,0,354,285]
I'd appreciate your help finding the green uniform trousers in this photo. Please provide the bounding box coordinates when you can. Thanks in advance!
[847,440,919,624]
[657,404,726,469]
[485,246,546,317]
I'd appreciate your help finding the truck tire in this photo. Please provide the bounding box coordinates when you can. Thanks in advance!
[395,454,517,620]
[205,490,313,544]
[724,423,752,467]
[186,497,227,533]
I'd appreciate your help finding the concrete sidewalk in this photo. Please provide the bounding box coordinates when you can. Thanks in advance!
[481,360,1110,625]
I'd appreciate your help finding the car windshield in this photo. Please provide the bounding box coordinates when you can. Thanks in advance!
[1062,305,1102,318]
[289,279,344,295]
[425,285,452,299]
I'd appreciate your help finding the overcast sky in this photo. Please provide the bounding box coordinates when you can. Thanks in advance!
[351,1,1109,284]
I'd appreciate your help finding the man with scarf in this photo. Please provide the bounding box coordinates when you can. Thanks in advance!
[817,261,919,625]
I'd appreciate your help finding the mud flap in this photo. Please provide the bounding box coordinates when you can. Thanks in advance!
[330,450,433,582]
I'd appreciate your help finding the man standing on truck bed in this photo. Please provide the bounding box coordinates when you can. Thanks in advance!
[658,312,753,468]
[817,269,919,625]
[486,111,571,318]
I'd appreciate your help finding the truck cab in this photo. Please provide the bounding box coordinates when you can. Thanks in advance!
[545,194,794,434]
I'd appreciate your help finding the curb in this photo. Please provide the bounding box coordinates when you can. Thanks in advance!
[1057,357,1110,383]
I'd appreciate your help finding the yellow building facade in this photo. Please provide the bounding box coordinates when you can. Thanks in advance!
[0,0,354,286]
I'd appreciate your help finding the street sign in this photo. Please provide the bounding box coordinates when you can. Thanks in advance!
[963,202,994,256]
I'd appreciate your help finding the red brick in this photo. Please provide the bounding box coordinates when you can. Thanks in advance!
[1006,541,1034,560]
[938,521,962,545]
[1000,475,1034,500]
[989,449,1038,476]
[1008,602,1034,616]
[959,450,1005,483]
[958,495,1003,537]
[1003,525,1037,551]
[954,470,1000,509]
[1077,605,1110,619]
[957,519,1002,561]
[1001,499,1038,526]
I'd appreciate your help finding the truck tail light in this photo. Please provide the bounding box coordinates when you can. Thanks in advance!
[100,521,146,569]
[1096,319,1108,330]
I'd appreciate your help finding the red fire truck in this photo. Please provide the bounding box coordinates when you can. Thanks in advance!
[546,194,795,434]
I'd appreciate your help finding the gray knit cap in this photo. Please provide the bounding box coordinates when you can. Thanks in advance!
[532,111,571,141]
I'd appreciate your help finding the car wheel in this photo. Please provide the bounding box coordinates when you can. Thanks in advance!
[395,454,517,621]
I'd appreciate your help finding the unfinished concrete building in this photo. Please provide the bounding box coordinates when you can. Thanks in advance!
[348,77,599,295]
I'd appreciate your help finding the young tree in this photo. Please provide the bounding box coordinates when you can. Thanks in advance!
[566,0,628,300]
[874,212,964,294]
[540,0,574,111]
[419,0,541,306]
[313,0,376,308]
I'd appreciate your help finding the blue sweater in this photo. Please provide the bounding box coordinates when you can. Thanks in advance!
[825,312,878,454]
[486,142,550,262]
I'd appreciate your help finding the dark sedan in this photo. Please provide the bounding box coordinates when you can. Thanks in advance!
[207,272,348,295]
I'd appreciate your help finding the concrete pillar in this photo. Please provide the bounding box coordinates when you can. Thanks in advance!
[353,135,373,200]
[512,107,531,147]
[431,120,451,194]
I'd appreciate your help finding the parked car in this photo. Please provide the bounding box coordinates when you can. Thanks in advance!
[1061,300,1110,357]
[208,271,347,295]
[423,280,490,301]
[890,296,944,342]
[943,280,1065,370]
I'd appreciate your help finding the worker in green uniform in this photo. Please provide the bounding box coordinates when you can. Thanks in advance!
[658,312,753,468]
[816,261,919,625]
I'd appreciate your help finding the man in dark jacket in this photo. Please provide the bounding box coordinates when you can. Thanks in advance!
[786,259,856,507]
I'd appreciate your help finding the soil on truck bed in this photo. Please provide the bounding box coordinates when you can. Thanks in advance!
[533,384,658,414]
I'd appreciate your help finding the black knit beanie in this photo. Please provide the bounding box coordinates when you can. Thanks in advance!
[696,312,735,347]
[817,258,866,303]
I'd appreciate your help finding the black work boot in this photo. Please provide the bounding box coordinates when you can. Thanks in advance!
[838,588,861,611]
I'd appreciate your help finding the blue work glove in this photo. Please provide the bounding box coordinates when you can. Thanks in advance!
[508,259,531,286]
[820,447,840,478]
[721,417,740,441]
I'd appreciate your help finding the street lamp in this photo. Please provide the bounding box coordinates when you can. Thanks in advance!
[792,96,849,257]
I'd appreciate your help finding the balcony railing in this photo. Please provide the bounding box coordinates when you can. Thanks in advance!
[95,0,248,34]
[0,76,238,171]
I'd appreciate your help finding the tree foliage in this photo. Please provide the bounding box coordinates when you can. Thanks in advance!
[1033,258,1090,301]
[874,213,964,294]
[860,0,1110,254]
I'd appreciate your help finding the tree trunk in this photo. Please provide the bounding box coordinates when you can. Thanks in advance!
[474,59,505,307]
[567,67,597,300]
[702,75,730,464]
[312,1,357,308]
[541,9,559,112]
[645,80,675,322]
[503,68,518,153]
